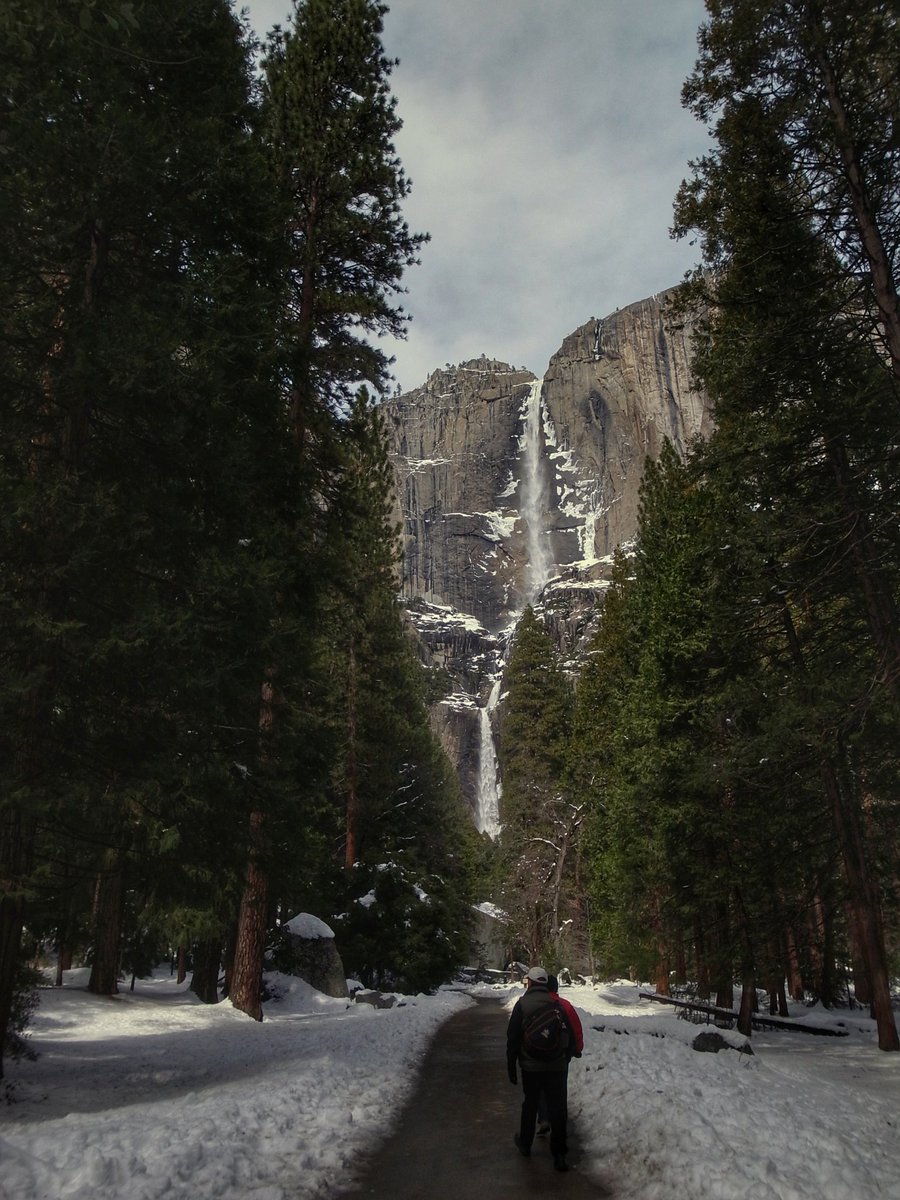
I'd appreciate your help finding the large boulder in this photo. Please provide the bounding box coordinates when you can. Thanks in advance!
[281,913,349,999]
[692,1029,754,1055]
[471,902,512,971]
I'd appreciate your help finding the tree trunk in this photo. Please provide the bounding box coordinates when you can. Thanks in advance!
[846,902,871,1008]
[774,975,789,1018]
[711,902,733,1010]
[814,891,842,1008]
[715,977,734,1011]
[825,437,900,699]
[767,951,789,1017]
[806,899,825,1000]
[55,944,74,987]
[784,923,805,1003]
[733,899,757,1038]
[231,665,279,1022]
[230,808,269,1022]
[88,851,125,995]
[2,644,53,1073]
[190,938,222,1005]
[694,920,711,1001]
[737,965,756,1038]
[674,932,687,987]
[344,637,359,870]
[221,923,237,1000]
[765,915,790,1016]
[654,955,670,996]
[176,945,187,985]
[805,9,900,380]
[546,813,577,954]
[779,594,897,1046]
[651,893,669,995]
[773,942,790,1015]
[54,872,77,987]
[825,750,899,1049]
[0,897,26,1081]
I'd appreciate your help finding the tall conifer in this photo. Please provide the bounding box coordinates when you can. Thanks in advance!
[680,0,900,378]
[498,608,579,966]
[0,1,283,1060]
[228,0,428,1018]
[673,1,900,1048]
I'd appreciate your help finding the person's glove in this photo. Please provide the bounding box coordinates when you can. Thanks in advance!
[508,1066,518,1085]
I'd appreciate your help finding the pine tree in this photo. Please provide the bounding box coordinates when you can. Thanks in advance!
[326,392,404,870]
[227,0,428,1019]
[309,393,477,993]
[680,0,900,379]
[574,441,841,1015]
[0,0,292,1059]
[573,553,653,978]
[498,608,579,967]
[583,451,735,992]
[260,0,428,415]
[674,6,900,1047]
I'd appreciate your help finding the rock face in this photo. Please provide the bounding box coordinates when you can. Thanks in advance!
[382,290,712,825]
[383,357,535,633]
[541,292,712,563]
[471,903,513,971]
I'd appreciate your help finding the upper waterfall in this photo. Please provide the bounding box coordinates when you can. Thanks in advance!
[520,379,555,602]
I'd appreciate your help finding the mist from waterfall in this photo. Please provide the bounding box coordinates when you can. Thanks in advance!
[521,379,554,601]
[474,679,502,838]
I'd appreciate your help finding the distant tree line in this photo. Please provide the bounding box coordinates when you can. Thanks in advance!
[0,0,479,1076]
[496,1,900,1051]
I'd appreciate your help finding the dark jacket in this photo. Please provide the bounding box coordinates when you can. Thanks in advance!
[506,982,575,1075]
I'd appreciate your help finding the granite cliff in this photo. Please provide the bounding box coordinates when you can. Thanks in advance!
[381,288,713,831]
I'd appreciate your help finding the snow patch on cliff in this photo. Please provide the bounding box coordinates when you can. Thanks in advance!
[401,455,453,472]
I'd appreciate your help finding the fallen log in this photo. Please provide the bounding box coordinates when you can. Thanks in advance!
[638,991,849,1037]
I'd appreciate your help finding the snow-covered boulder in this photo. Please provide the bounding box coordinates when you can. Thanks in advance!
[692,1029,753,1055]
[281,913,348,999]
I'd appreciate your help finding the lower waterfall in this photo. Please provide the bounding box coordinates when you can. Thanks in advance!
[474,679,502,838]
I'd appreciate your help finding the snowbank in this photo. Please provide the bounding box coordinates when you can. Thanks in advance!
[0,968,469,1200]
[2,970,899,1200]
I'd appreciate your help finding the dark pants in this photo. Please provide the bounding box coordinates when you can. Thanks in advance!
[519,1069,568,1159]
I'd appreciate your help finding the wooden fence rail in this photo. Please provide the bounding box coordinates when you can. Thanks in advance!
[638,991,849,1037]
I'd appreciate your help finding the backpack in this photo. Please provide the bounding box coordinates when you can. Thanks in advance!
[521,1000,569,1060]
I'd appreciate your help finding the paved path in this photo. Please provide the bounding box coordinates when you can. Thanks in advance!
[336,998,613,1199]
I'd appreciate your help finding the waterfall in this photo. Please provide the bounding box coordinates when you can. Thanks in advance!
[521,379,554,601]
[474,379,555,841]
[474,679,502,839]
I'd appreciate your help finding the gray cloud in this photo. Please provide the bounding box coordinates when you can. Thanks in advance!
[244,0,710,393]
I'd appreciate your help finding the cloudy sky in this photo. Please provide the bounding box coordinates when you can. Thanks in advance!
[243,0,712,394]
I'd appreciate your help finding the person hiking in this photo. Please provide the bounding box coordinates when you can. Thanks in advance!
[536,973,583,1137]
[506,965,575,1172]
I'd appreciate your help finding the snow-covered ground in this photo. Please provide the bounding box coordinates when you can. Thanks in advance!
[2,968,899,1200]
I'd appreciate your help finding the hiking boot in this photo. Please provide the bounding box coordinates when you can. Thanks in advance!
[514,1134,531,1157]
[536,1121,551,1137]
[553,1154,569,1172]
